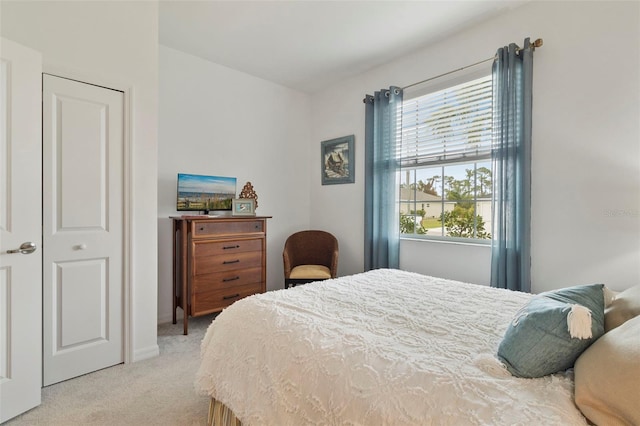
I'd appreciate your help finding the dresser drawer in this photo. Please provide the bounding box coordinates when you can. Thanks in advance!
[193,250,262,275]
[193,220,264,237]
[194,238,262,258]
[191,282,263,316]
[193,267,263,292]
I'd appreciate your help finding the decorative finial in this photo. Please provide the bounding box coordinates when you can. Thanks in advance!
[239,181,258,209]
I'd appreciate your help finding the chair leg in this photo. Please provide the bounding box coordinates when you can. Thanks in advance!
[285,278,326,288]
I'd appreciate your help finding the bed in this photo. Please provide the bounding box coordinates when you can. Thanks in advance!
[195,268,634,425]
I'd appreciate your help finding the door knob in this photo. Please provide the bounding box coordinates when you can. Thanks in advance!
[6,241,37,255]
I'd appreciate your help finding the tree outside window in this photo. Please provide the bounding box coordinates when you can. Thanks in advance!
[400,162,491,240]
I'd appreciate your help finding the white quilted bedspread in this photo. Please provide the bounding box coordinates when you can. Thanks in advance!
[195,269,588,425]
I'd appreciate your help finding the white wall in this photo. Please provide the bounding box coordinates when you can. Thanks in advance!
[310,1,640,293]
[0,1,160,360]
[158,46,311,323]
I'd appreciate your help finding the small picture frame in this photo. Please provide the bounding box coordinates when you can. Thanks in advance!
[232,198,256,216]
[321,135,355,185]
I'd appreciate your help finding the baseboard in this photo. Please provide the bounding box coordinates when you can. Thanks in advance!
[132,344,160,362]
[157,311,183,325]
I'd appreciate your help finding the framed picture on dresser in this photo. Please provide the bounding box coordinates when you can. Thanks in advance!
[232,198,255,216]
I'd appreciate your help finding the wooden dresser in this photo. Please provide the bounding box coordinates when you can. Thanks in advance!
[171,215,271,334]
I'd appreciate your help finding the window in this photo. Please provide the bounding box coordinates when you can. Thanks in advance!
[398,74,493,241]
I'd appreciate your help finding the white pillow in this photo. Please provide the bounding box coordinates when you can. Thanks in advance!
[605,284,640,332]
[574,315,640,425]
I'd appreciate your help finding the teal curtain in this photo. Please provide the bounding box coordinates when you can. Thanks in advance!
[490,38,534,292]
[364,87,403,270]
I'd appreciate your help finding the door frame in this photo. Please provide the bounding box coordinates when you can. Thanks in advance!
[43,66,133,364]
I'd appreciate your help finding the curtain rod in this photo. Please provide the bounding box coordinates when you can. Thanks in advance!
[402,38,543,91]
[402,56,493,91]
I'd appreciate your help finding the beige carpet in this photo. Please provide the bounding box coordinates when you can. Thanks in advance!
[7,314,217,426]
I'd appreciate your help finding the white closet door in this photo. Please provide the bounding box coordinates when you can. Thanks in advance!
[42,74,124,386]
[0,38,43,423]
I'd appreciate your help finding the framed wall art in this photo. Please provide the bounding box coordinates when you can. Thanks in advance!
[232,198,256,216]
[321,135,355,185]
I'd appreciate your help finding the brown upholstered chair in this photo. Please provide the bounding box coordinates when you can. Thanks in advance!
[283,230,338,289]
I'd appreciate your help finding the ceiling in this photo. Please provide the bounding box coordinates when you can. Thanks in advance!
[159,1,527,93]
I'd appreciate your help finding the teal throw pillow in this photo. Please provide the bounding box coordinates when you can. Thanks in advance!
[497,284,605,378]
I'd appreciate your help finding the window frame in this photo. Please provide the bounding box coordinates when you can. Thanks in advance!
[398,67,493,244]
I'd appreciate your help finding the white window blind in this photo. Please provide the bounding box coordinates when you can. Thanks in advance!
[399,75,492,167]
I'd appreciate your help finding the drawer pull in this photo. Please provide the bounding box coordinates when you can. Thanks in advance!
[223,293,240,300]
[223,259,240,265]
[223,245,240,250]
[223,276,240,282]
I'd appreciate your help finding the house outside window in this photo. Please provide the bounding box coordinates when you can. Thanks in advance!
[398,73,493,242]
